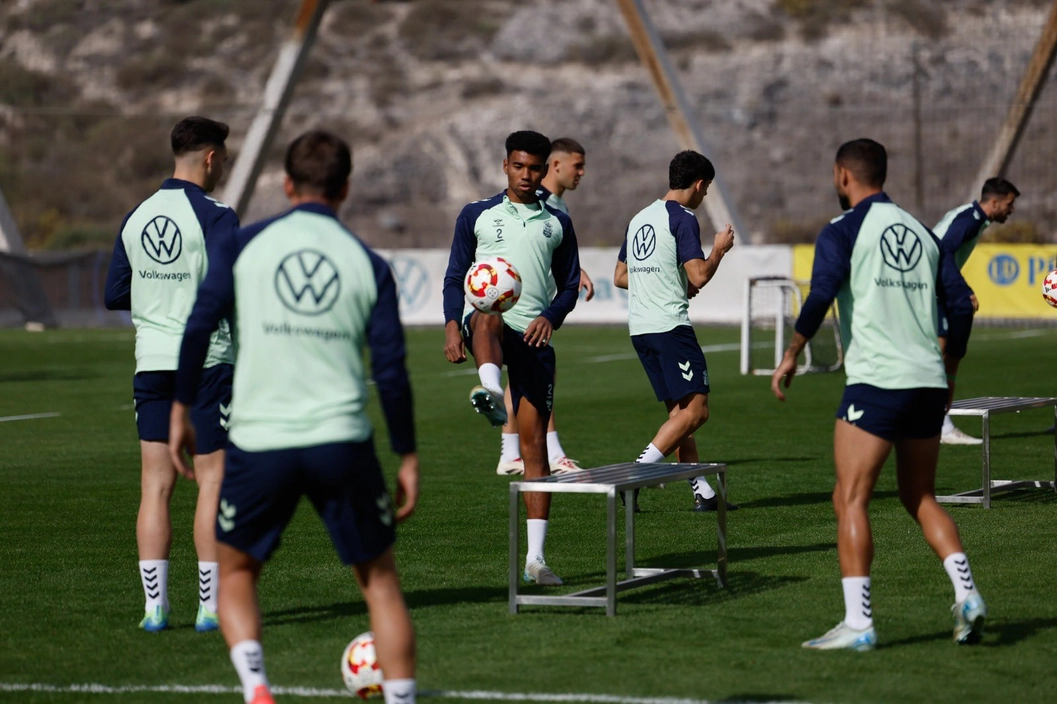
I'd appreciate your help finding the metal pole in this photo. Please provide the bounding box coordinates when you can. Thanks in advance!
[970,0,1057,197]
[615,0,749,241]
[221,0,330,217]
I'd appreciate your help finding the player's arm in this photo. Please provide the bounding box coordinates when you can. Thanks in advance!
[683,224,734,289]
[202,206,241,331]
[772,224,850,400]
[169,229,238,478]
[934,234,975,408]
[441,209,477,363]
[937,218,978,312]
[529,215,581,345]
[614,233,629,289]
[367,253,419,521]
[103,215,134,311]
[579,268,595,301]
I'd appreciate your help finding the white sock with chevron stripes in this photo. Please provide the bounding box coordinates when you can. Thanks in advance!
[841,576,873,630]
[139,560,169,612]
[198,561,219,613]
[943,552,978,603]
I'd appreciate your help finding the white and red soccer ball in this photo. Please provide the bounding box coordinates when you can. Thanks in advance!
[1042,268,1057,309]
[341,632,383,699]
[464,257,522,314]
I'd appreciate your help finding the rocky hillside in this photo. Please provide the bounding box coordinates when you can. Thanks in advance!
[0,0,1054,250]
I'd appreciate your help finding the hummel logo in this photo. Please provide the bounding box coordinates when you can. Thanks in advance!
[218,499,236,532]
[220,403,232,416]
[846,404,865,422]
[377,495,393,527]
[679,360,693,381]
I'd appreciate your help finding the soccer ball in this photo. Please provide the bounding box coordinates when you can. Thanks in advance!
[341,632,383,699]
[1043,269,1057,308]
[464,257,522,314]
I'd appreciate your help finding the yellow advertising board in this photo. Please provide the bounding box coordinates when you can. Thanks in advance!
[791,243,1057,320]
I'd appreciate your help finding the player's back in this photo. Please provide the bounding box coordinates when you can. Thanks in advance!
[933,201,987,270]
[829,194,945,390]
[120,179,234,372]
[229,203,388,452]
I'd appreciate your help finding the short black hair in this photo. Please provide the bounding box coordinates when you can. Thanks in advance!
[981,176,1020,201]
[170,116,229,156]
[835,138,887,188]
[549,137,585,156]
[284,130,352,200]
[668,150,715,189]
[505,130,551,160]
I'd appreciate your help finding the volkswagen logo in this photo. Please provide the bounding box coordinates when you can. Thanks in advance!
[879,223,923,272]
[389,255,430,314]
[988,254,1020,286]
[274,249,341,315]
[141,216,182,265]
[631,224,656,261]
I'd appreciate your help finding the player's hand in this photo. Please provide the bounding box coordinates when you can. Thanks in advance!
[444,320,466,363]
[579,269,595,301]
[771,352,798,401]
[714,224,735,255]
[523,316,554,347]
[394,453,420,522]
[970,294,979,312]
[688,282,701,299]
[168,402,197,480]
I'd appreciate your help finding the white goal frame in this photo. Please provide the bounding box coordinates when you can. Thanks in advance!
[739,276,843,376]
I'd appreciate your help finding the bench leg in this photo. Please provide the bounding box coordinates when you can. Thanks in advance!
[717,470,727,588]
[1053,404,1056,491]
[982,413,991,509]
[624,490,636,580]
[607,489,617,616]
[509,484,520,614]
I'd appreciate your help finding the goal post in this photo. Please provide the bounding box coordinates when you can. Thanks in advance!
[740,276,843,376]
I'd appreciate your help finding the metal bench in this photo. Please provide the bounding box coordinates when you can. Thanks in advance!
[938,396,1057,508]
[509,461,727,616]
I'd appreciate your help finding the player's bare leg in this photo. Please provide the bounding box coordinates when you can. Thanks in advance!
[354,547,416,690]
[192,448,224,631]
[894,435,986,643]
[137,441,176,630]
[518,398,561,585]
[496,385,523,475]
[651,393,709,454]
[217,544,273,704]
[467,313,507,427]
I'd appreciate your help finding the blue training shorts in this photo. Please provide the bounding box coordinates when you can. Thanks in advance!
[219,439,396,565]
[836,383,947,441]
[631,325,710,403]
[462,312,555,419]
[132,364,233,454]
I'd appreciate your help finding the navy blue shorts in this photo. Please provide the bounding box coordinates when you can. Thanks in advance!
[836,384,947,441]
[462,312,555,419]
[219,439,396,565]
[631,326,710,403]
[133,364,232,454]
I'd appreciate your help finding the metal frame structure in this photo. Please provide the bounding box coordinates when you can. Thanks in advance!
[740,276,842,376]
[937,396,1057,508]
[509,462,727,616]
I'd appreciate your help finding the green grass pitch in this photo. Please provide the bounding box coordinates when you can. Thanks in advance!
[1,326,1056,703]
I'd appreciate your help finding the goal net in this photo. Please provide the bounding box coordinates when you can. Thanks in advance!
[740,276,842,375]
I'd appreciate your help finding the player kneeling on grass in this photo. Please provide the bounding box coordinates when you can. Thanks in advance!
[442,130,581,586]
[614,150,737,513]
[170,131,419,704]
[772,138,985,651]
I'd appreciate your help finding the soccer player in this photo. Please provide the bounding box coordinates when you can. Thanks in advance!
[442,130,581,585]
[934,177,1020,445]
[614,150,736,513]
[170,131,419,704]
[496,137,593,476]
[104,116,236,633]
[772,138,986,651]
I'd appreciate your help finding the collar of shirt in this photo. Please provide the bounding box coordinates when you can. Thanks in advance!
[971,200,990,226]
[502,193,544,222]
[161,177,205,193]
[290,201,339,220]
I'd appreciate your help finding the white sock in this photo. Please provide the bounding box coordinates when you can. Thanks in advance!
[526,519,548,565]
[501,433,520,462]
[139,559,169,612]
[943,552,978,603]
[230,640,269,704]
[942,414,955,434]
[636,443,665,464]
[841,576,873,630]
[198,561,219,612]
[383,678,417,704]
[478,363,502,394]
[688,475,716,500]
[546,431,566,464]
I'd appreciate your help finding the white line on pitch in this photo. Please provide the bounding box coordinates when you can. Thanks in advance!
[0,412,60,423]
[0,683,801,703]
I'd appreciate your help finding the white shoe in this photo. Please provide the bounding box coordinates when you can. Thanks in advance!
[550,456,584,474]
[941,427,983,445]
[523,558,563,586]
[469,385,508,427]
[496,458,524,475]
[952,593,987,644]
[802,622,877,651]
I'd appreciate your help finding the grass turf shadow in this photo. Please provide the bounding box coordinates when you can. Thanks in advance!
[262,585,507,625]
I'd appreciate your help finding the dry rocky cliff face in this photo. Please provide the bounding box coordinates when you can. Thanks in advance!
[0,0,1054,249]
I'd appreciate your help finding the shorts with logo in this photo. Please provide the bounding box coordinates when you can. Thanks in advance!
[133,364,233,454]
[631,325,710,403]
[836,383,947,441]
[462,311,555,419]
[219,439,396,565]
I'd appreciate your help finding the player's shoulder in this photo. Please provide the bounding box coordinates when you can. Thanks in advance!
[664,199,699,228]
[459,192,505,221]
